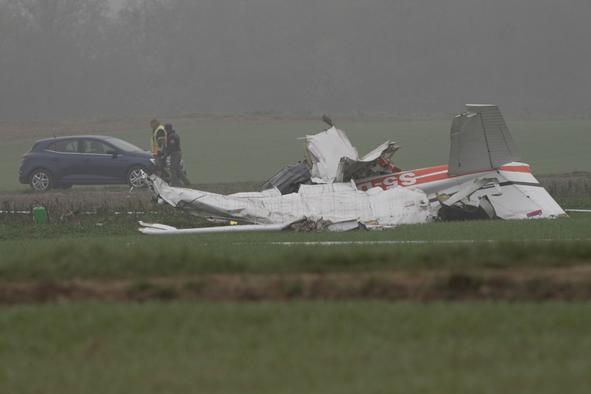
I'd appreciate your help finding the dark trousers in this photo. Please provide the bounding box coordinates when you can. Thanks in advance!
[169,150,190,187]
[154,155,169,178]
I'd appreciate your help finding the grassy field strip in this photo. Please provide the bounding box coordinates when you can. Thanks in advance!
[2,118,591,191]
[1,302,590,394]
[0,214,590,280]
[2,236,591,281]
[263,238,591,246]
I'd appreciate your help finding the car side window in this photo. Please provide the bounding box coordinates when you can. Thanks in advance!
[79,140,113,154]
[47,140,78,153]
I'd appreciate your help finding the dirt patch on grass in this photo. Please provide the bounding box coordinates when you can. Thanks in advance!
[3,266,591,304]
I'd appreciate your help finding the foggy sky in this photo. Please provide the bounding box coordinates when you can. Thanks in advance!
[1,0,590,120]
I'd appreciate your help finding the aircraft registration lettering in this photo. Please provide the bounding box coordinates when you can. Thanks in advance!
[382,176,398,187]
[398,172,416,186]
[356,172,417,190]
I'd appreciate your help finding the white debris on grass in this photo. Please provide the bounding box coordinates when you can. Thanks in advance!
[143,175,435,234]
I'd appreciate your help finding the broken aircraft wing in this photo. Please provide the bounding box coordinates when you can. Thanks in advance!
[147,175,434,232]
[139,221,291,235]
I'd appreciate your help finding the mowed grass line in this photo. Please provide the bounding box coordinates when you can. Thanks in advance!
[1,215,591,280]
[2,239,591,280]
[0,302,590,394]
[2,210,590,241]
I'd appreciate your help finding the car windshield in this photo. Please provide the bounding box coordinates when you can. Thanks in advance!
[105,137,144,152]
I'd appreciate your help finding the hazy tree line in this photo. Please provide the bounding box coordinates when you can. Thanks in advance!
[1,0,590,120]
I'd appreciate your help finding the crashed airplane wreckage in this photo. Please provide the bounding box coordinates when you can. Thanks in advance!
[140,104,566,235]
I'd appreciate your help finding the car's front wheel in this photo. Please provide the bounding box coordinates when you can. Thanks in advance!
[29,169,53,192]
[127,166,148,188]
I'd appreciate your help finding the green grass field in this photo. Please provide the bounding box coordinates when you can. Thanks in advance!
[2,116,591,393]
[1,302,591,394]
[1,215,591,393]
[2,117,591,191]
[1,213,590,281]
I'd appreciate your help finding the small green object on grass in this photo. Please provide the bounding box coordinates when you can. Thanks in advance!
[32,206,47,225]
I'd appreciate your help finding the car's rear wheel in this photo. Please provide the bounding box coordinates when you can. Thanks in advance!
[29,169,53,192]
[127,166,148,188]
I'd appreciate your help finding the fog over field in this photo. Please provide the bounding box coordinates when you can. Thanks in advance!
[1,0,590,120]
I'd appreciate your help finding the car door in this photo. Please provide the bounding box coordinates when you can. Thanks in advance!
[44,139,85,183]
[79,138,131,183]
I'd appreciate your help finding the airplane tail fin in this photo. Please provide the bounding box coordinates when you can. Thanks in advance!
[448,104,520,176]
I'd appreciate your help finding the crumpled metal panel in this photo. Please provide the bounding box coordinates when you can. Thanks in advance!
[260,163,311,194]
[304,126,400,184]
[149,175,435,229]
[304,126,359,183]
[335,141,399,182]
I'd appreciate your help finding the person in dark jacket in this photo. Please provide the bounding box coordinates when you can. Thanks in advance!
[165,124,191,186]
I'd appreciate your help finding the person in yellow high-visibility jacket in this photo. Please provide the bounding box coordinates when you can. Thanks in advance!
[150,118,168,175]
[150,118,167,155]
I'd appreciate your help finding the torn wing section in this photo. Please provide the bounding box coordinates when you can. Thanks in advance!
[148,174,435,232]
[139,221,291,235]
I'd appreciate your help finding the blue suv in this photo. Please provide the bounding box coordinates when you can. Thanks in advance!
[19,135,156,191]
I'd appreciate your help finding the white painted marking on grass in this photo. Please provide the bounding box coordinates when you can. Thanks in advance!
[270,240,473,246]
[566,209,591,213]
[264,238,591,246]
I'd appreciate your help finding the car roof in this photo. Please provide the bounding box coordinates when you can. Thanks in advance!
[36,135,119,144]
